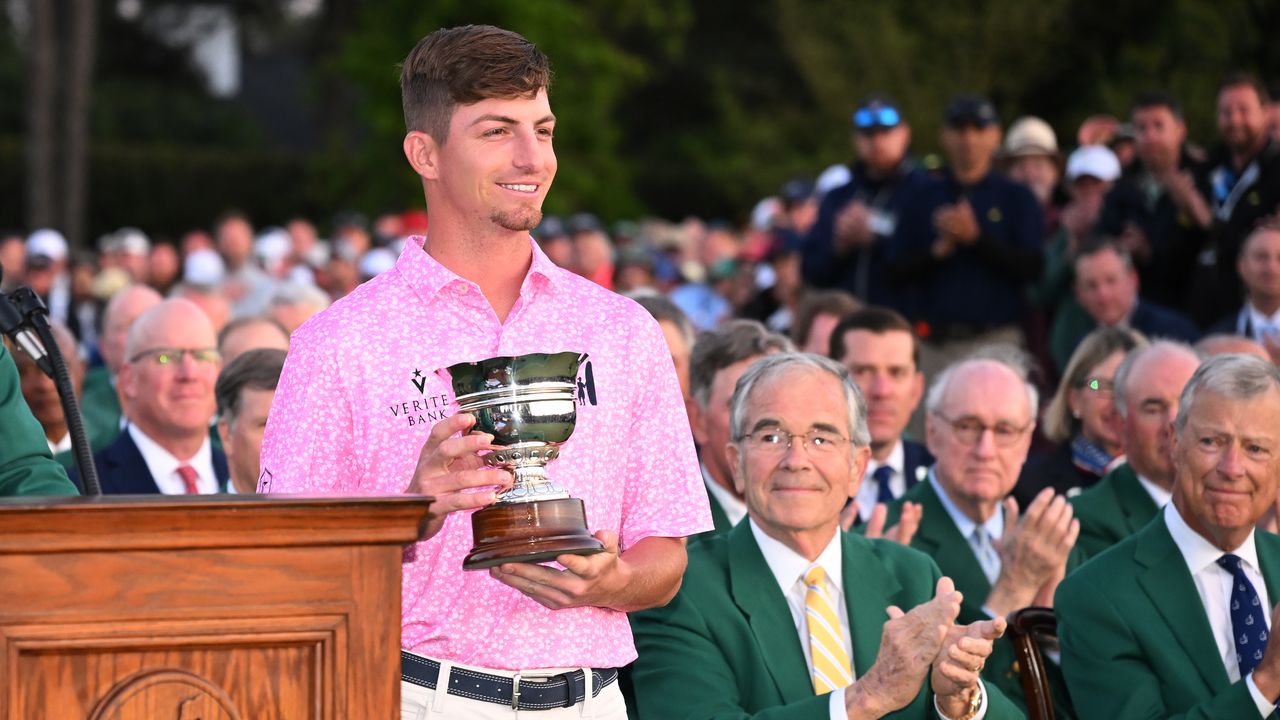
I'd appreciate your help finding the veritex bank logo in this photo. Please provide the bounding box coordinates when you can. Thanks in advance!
[387,368,451,427]
[387,360,600,429]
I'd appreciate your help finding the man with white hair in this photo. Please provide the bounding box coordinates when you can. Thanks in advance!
[632,353,1020,719]
[884,347,1079,716]
[1058,353,1280,718]
[267,282,330,334]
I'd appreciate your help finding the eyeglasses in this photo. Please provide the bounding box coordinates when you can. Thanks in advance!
[737,428,849,456]
[933,412,1031,447]
[1080,377,1114,396]
[853,106,901,130]
[128,347,221,366]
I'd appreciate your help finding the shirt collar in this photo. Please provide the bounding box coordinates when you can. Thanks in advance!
[701,462,748,526]
[1164,502,1261,577]
[127,423,213,483]
[749,517,844,595]
[867,439,905,478]
[929,468,1004,541]
[1135,471,1173,508]
[395,234,562,305]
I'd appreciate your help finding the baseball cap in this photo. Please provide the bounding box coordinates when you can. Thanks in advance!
[852,96,903,131]
[945,95,999,128]
[26,228,68,263]
[1003,116,1059,157]
[1066,145,1122,183]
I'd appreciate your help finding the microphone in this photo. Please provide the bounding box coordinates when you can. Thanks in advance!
[0,269,54,377]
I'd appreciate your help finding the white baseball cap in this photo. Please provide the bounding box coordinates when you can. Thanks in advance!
[26,228,68,262]
[1066,145,1122,183]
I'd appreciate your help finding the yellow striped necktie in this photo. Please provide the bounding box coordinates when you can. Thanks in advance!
[804,565,853,694]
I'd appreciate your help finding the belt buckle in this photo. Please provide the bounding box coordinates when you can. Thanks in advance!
[511,671,522,710]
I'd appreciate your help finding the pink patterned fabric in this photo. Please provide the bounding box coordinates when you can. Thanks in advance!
[260,236,711,669]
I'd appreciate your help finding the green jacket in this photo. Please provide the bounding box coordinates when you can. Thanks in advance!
[1070,462,1159,562]
[629,520,1023,720]
[885,478,1075,719]
[690,485,734,543]
[77,364,123,449]
[1056,510,1280,719]
[0,344,79,497]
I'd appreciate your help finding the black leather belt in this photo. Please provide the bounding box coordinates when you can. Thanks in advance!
[400,651,619,711]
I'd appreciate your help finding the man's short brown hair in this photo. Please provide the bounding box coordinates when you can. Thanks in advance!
[400,25,552,143]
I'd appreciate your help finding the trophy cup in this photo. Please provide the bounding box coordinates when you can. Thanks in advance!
[447,351,605,570]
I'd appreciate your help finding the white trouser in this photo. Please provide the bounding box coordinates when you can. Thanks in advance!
[399,656,627,720]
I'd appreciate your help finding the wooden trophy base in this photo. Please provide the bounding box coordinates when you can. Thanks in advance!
[463,497,605,570]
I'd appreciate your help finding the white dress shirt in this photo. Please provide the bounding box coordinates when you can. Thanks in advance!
[47,432,71,456]
[749,519,986,720]
[703,462,748,527]
[1136,472,1173,509]
[127,424,219,494]
[1247,303,1280,344]
[856,441,907,522]
[1163,503,1275,717]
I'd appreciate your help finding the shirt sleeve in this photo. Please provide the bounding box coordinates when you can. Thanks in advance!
[1245,672,1274,718]
[616,314,713,548]
[258,323,363,494]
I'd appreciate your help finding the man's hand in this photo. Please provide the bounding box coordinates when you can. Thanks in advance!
[1118,223,1151,262]
[488,530,631,610]
[932,616,1007,718]
[1248,601,1280,702]
[835,201,875,252]
[845,577,962,719]
[406,412,513,541]
[986,490,1079,616]
[854,501,923,546]
[1164,170,1213,230]
[934,201,981,246]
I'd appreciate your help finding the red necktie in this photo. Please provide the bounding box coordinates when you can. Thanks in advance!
[176,465,200,494]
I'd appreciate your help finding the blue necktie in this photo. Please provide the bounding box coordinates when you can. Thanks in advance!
[872,465,895,505]
[1216,554,1273,685]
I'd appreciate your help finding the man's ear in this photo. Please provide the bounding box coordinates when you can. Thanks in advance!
[403,131,441,180]
[727,442,746,496]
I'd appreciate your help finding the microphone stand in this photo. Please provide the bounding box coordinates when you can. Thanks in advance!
[0,277,102,496]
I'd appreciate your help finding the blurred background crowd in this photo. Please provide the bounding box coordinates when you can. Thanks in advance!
[4,2,1280,499]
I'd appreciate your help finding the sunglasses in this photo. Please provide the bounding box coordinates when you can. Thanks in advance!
[853,106,901,130]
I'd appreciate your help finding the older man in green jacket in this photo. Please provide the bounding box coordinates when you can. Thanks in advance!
[0,343,79,496]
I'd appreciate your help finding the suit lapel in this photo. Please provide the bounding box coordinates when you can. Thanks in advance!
[213,449,230,492]
[1113,464,1159,534]
[103,431,162,494]
[1260,532,1280,607]
[1134,515,1229,691]
[841,532,899,676]
[708,491,731,534]
[910,481,991,606]
[728,523,813,704]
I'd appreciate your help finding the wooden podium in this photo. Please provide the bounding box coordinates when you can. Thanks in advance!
[0,495,432,720]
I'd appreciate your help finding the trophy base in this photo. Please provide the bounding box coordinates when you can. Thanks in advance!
[463,498,605,570]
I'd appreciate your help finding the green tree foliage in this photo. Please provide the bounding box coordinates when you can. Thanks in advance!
[329,0,690,220]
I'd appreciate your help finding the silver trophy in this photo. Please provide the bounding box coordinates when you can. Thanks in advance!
[447,351,604,569]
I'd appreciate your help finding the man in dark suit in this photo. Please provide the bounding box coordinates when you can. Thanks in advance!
[631,353,1019,719]
[885,350,1079,717]
[1051,237,1199,370]
[830,307,932,532]
[687,319,792,539]
[1209,223,1280,356]
[1071,340,1201,560]
[1058,353,1280,718]
[0,343,78,496]
[80,298,228,494]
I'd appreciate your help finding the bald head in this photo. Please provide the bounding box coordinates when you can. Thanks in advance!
[126,298,218,360]
[1194,333,1270,361]
[101,285,163,373]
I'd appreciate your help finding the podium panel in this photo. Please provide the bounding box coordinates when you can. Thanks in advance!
[0,495,430,720]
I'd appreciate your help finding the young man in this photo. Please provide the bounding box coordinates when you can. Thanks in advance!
[259,25,709,719]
